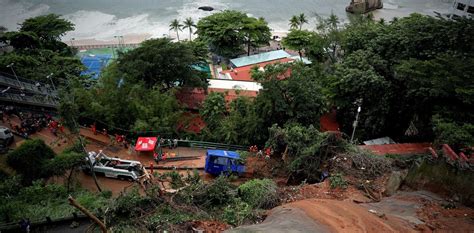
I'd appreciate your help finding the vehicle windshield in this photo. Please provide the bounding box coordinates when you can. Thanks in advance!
[210,156,228,166]
[4,129,10,134]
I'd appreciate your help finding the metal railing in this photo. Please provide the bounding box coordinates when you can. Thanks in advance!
[0,92,58,108]
[0,72,58,97]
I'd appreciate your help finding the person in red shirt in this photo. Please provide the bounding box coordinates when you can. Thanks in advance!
[91,123,97,135]
[265,147,272,160]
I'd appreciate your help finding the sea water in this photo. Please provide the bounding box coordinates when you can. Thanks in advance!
[0,0,453,41]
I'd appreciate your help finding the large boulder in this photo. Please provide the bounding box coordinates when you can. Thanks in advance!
[385,170,408,196]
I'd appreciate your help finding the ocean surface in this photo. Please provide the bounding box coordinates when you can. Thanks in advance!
[0,0,453,41]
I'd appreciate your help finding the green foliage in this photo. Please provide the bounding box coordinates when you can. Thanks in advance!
[20,14,74,42]
[0,14,82,84]
[196,10,271,57]
[169,19,183,41]
[117,38,208,90]
[43,152,85,178]
[254,63,328,128]
[238,179,279,209]
[7,139,55,184]
[200,92,226,130]
[0,179,110,223]
[111,188,153,219]
[183,17,197,41]
[223,198,253,226]
[147,204,197,228]
[64,62,182,132]
[325,14,474,143]
[432,116,474,150]
[329,173,348,189]
[282,29,321,58]
[405,159,474,206]
[179,175,236,210]
[266,124,346,184]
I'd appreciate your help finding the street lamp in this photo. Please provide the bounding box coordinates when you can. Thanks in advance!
[350,102,362,143]
[46,73,56,92]
[6,63,22,88]
[114,35,123,48]
[70,38,75,47]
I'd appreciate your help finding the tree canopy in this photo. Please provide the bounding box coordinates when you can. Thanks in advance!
[7,139,56,185]
[196,10,271,58]
[116,38,208,90]
[327,14,474,142]
[0,14,82,85]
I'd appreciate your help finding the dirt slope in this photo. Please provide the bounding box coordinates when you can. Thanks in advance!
[291,199,416,233]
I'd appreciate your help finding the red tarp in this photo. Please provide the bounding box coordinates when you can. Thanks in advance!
[135,137,157,151]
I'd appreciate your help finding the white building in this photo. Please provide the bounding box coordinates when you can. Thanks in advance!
[450,0,474,18]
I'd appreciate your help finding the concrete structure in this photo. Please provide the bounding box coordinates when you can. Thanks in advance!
[346,0,383,14]
[220,50,311,82]
[450,0,474,18]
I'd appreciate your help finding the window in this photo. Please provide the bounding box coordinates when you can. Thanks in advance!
[457,3,466,10]
[211,156,228,166]
[467,6,474,13]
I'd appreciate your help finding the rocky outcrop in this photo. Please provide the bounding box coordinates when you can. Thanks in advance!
[346,0,383,14]
[198,6,214,11]
[385,170,408,196]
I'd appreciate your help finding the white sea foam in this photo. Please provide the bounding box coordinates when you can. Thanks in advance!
[60,0,230,41]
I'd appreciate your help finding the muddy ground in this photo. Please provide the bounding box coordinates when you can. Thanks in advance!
[2,117,474,232]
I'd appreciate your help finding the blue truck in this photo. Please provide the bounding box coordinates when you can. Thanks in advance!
[204,150,246,176]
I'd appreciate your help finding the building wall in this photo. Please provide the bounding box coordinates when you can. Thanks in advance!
[451,0,474,18]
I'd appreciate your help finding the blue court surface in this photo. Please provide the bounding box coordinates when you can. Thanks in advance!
[80,54,112,79]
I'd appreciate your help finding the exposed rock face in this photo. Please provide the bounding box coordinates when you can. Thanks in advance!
[385,170,408,196]
[346,0,383,13]
[198,6,214,11]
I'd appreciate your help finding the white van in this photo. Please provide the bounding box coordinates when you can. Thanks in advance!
[0,127,14,145]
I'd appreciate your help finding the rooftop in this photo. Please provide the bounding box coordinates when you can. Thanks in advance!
[230,50,291,67]
[207,149,240,159]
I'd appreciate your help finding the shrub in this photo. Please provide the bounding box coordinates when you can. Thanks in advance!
[7,139,55,184]
[184,175,236,209]
[329,173,348,189]
[113,188,153,217]
[222,198,253,226]
[238,179,279,209]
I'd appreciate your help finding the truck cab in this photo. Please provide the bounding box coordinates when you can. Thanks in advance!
[83,151,145,181]
[204,150,245,176]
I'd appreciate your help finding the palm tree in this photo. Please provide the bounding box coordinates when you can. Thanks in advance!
[182,17,196,41]
[169,19,183,41]
[298,13,308,30]
[289,15,299,30]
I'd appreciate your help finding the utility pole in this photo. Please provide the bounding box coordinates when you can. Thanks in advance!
[46,73,56,92]
[6,63,22,88]
[350,101,362,143]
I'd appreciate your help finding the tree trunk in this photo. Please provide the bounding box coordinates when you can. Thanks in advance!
[247,38,251,56]
[176,30,180,41]
[189,29,192,41]
[68,196,107,233]
[298,50,302,59]
[66,166,76,192]
[89,160,102,192]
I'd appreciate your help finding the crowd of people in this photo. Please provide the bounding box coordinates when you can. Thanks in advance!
[1,106,57,139]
